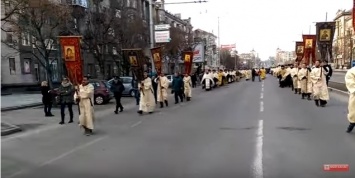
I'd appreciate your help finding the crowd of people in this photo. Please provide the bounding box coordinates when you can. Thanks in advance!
[270,60,355,134]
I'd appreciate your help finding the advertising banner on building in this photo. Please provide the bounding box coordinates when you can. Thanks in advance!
[295,41,304,62]
[183,51,194,74]
[302,35,317,66]
[193,43,204,63]
[122,48,145,81]
[155,31,170,43]
[58,36,83,85]
[221,44,236,50]
[150,47,163,74]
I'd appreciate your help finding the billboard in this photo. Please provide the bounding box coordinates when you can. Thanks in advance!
[193,43,204,63]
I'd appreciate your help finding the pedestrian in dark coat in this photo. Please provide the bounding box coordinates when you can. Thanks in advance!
[41,81,54,117]
[172,73,184,104]
[110,76,125,114]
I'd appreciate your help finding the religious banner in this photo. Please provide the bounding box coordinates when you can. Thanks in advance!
[302,35,317,66]
[316,22,336,61]
[150,47,163,74]
[183,51,194,74]
[295,41,304,62]
[58,36,83,85]
[122,48,145,81]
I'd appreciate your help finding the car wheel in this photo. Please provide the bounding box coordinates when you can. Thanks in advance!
[130,90,135,97]
[95,95,104,105]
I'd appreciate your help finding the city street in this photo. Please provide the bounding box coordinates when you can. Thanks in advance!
[2,76,355,178]
[330,71,346,83]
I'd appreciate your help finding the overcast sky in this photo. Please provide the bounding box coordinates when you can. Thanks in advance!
[163,0,351,60]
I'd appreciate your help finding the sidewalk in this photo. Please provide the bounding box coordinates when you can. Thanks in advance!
[1,94,42,111]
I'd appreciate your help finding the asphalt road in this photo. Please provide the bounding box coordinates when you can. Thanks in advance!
[2,76,354,178]
[330,71,345,83]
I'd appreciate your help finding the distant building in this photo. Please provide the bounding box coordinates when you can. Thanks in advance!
[275,48,295,65]
[193,29,217,68]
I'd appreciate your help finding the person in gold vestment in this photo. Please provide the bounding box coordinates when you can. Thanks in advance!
[260,67,266,80]
[345,66,355,133]
[310,60,329,107]
[74,77,95,136]
[183,73,192,101]
[154,72,169,108]
[138,72,155,114]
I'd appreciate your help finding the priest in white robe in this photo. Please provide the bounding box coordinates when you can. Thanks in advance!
[345,66,355,133]
[138,72,156,114]
[154,73,169,108]
[201,71,214,91]
[291,62,300,94]
[183,73,192,101]
[310,60,329,107]
[74,77,95,136]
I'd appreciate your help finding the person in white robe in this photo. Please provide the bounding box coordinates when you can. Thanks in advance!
[298,63,311,99]
[154,73,169,108]
[183,73,192,101]
[212,70,219,88]
[291,62,300,94]
[310,60,329,107]
[201,71,214,91]
[345,66,355,133]
[138,72,156,114]
[74,77,95,136]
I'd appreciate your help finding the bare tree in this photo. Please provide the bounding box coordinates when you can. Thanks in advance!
[1,0,28,22]
[220,49,235,68]
[1,0,71,87]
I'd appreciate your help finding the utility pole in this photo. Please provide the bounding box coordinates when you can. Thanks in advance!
[149,0,156,73]
[218,17,220,68]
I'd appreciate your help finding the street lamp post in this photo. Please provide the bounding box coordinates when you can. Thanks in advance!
[148,0,156,73]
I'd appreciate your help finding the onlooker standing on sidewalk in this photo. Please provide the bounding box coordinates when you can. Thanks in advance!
[110,76,125,114]
[41,81,54,117]
[58,78,74,124]
[75,76,95,136]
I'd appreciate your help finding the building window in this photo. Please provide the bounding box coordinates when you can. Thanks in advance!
[50,59,59,82]
[22,33,30,46]
[9,58,16,75]
[23,58,31,74]
[6,33,13,44]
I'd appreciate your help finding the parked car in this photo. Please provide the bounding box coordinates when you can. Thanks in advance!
[107,76,137,97]
[166,75,173,88]
[52,80,114,105]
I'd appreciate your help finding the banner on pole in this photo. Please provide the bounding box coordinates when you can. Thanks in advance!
[183,51,194,74]
[295,41,304,62]
[58,36,83,85]
[302,35,317,66]
[150,47,163,74]
[122,48,145,81]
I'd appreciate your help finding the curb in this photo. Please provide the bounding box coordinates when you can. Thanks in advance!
[1,102,43,112]
[328,87,349,96]
[1,122,22,136]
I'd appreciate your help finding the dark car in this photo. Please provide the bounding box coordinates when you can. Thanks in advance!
[52,80,114,105]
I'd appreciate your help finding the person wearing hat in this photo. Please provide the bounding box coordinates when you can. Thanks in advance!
[154,72,169,108]
[345,66,355,133]
[110,76,125,114]
[138,72,155,114]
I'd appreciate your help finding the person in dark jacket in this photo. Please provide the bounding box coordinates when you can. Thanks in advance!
[152,74,158,104]
[172,73,184,104]
[322,60,332,86]
[41,81,54,117]
[131,76,140,105]
[110,76,125,114]
[191,73,197,88]
[58,78,75,124]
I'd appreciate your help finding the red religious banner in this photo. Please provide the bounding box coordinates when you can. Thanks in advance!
[122,48,145,81]
[183,51,194,74]
[353,0,355,31]
[150,47,163,74]
[295,41,304,62]
[58,36,83,85]
[302,35,317,66]
[221,44,236,50]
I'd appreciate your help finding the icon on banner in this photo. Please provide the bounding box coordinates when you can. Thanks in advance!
[129,56,138,67]
[64,46,75,61]
[184,54,191,62]
[153,53,161,62]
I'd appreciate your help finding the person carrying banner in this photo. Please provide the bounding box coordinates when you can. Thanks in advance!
[154,72,169,108]
[345,66,355,133]
[138,72,155,114]
[183,73,192,101]
[74,76,95,136]
[310,60,329,107]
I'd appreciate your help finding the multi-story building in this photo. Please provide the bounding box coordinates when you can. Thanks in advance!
[333,9,354,69]
[193,29,217,68]
[275,48,295,65]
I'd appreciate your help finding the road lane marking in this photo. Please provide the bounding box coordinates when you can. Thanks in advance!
[130,121,142,128]
[253,120,264,178]
[261,87,264,92]
[259,101,264,112]
[7,136,107,178]
[260,93,263,99]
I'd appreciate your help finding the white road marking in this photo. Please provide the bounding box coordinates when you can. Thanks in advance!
[259,101,264,112]
[7,136,107,178]
[253,120,264,178]
[130,121,142,128]
[261,87,264,92]
[260,93,263,99]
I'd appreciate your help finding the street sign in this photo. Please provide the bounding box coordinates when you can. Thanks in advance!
[155,31,170,43]
[155,24,170,31]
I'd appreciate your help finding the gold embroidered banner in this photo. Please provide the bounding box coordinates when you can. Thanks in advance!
[150,47,163,74]
[58,36,83,85]
[122,48,145,81]
[295,41,304,62]
[183,51,194,74]
[302,35,317,66]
